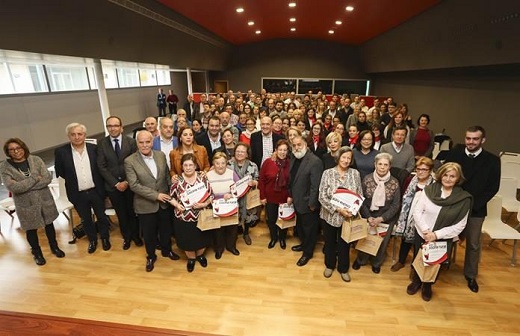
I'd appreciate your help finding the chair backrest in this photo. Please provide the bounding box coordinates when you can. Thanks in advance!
[498,177,518,199]
[487,195,503,221]
[85,138,97,145]
[501,161,520,187]
[58,177,68,200]
[500,152,520,164]
[439,139,451,151]
[431,142,441,160]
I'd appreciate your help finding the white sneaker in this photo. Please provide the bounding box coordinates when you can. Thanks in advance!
[323,268,333,278]
[340,272,351,282]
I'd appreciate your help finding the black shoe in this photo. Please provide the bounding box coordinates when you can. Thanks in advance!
[280,240,286,249]
[227,248,240,256]
[467,278,479,293]
[187,259,196,272]
[372,266,381,274]
[101,239,111,251]
[291,244,303,252]
[296,255,311,267]
[51,247,65,258]
[407,280,422,295]
[88,241,97,254]
[243,234,252,245]
[215,251,223,259]
[196,255,208,267]
[133,237,144,247]
[268,240,277,249]
[162,251,180,260]
[145,256,156,272]
[122,240,131,250]
[352,260,361,270]
[421,283,432,301]
[31,249,46,266]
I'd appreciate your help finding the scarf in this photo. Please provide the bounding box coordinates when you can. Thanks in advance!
[424,182,473,231]
[232,159,251,219]
[312,135,320,144]
[370,171,391,211]
[274,157,289,191]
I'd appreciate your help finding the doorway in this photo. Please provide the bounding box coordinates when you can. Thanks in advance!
[213,80,229,94]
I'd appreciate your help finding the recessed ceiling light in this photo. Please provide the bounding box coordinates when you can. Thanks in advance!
[346,6,354,11]
[248,21,254,26]
[288,2,296,8]
[290,17,296,22]
[335,20,342,25]
[328,30,334,34]
[236,7,244,13]
[290,28,296,32]
[255,30,261,34]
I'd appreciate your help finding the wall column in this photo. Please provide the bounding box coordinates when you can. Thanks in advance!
[93,59,110,135]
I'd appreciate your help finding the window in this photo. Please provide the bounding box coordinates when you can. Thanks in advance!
[262,78,297,93]
[47,66,89,92]
[117,68,139,88]
[298,79,333,94]
[100,62,119,89]
[334,80,368,95]
[156,69,171,85]
[139,69,157,86]
[0,63,14,94]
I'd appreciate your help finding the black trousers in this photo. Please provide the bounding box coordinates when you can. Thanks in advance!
[139,207,172,259]
[323,223,350,273]
[265,203,287,241]
[295,210,320,258]
[26,223,59,250]
[73,189,110,242]
[107,188,139,241]
[213,225,238,252]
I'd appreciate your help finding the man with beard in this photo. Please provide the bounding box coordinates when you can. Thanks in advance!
[289,135,323,267]
[196,116,224,163]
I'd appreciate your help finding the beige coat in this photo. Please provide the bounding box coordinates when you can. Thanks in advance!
[0,155,58,231]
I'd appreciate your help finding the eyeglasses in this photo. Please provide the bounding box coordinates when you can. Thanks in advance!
[8,147,23,153]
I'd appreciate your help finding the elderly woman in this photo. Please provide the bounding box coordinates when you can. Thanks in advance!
[259,139,291,249]
[407,162,472,301]
[170,127,210,177]
[391,157,434,272]
[352,152,401,274]
[206,152,240,259]
[169,153,213,272]
[353,130,379,181]
[0,138,65,265]
[319,147,363,282]
[228,143,259,245]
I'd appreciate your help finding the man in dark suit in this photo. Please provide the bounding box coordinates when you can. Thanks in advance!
[54,123,111,254]
[124,130,180,272]
[289,135,323,267]
[323,101,348,125]
[182,94,199,121]
[250,116,284,169]
[196,116,224,163]
[444,125,500,293]
[97,116,142,250]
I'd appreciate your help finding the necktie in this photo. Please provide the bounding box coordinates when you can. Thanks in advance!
[468,153,475,159]
[114,139,121,158]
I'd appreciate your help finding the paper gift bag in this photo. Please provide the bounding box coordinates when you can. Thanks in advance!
[341,217,368,243]
[246,189,261,210]
[197,208,221,231]
[355,233,383,256]
[276,217,296,229]
[220,213,239,226]
[412,249,441,283]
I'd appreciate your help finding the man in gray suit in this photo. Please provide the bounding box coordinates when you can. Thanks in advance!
[97,116,142,251]
[289,135,323,267]
[124,131,179,272]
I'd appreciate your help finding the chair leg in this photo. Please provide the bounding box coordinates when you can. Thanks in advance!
[512,240,518,266]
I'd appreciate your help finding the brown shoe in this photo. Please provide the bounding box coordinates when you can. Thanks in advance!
[421,283,432,301]
[406,281,422,295]
[391,262,405,272]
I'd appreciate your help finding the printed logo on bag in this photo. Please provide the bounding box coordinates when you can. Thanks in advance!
[278,203,295,220]
[230,175,252,198]
[212,198,239,217]
[422,241,448,266]
[181,182,210,208]
[330,188,365,216]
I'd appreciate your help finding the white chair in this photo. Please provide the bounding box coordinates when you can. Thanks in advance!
[0,197,16,218]
[85,138,97,145]
[439,139,451,152]
[500,152,520,164]
[431,142,441,160]
[501,161,520,188]
[497,177,520,212]
[481,195,520,266]
[54,177,75,238]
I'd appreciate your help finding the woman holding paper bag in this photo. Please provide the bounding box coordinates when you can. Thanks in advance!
[406,162,471,301]
[228,143,259,246]
[259,139,291,249]
[169,153,213,272]
[318,147,363,282]
[353,152,401,274]
[206,152,241,259]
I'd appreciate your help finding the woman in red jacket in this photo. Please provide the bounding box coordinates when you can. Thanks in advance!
[259,139,291,250]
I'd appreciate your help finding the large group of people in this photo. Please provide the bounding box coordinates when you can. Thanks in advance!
[0,89,500,303]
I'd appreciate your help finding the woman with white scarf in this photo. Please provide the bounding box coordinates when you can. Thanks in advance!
[352,152,401,274]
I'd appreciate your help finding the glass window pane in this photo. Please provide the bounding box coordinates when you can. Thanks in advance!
[156,69,171,85]
[102,65,118,89]
[47,66,89,92]
[117,68,139,88]
[298,79,333,95]
[87,67,97,90]
[334,80,368,95]
[8,63,48,94]
[262,78,296,93]
[0,63,14,94]
[139,69,157,87]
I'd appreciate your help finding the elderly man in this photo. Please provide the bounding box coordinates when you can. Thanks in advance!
[152,117,178,169]
[445,126,500,293]
[380,126,415,173]
[289,135,323,267]
[54,123,111,253]
[173,109,192,133]
[219,111,239,142]
[250,116,285,169]
[124,131,180,272]
[182,94,198,121]
[144,117,160,137]
[97,116,141,250]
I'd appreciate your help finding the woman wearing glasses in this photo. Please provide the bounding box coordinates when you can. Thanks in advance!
[0,138,65,266]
